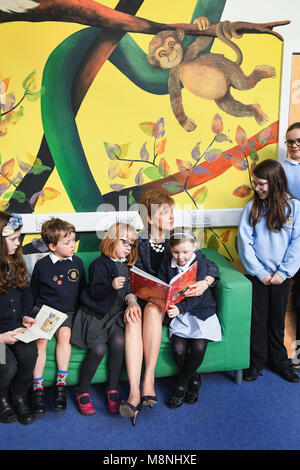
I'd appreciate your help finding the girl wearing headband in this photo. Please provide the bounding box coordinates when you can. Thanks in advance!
[0,211,37,425]
[156,227,221,408]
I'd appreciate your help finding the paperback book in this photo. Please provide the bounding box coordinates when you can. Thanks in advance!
[13,305,67,343]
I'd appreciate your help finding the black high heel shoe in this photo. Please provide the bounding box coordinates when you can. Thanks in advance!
[119,400,142,426]
[185,373,202,404]
[141,395,158,408]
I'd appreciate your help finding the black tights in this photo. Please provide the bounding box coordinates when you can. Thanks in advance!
[171,335,208,387]
[78,324,125,394]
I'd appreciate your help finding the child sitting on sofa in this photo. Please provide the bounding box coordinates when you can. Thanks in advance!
[71,222,139,417]
[157,227,221,408]
[30,218,86,414]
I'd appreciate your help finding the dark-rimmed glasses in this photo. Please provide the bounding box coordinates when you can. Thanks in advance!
[285,139,300,147]
[120,239,136,249]
[251,181,268,189]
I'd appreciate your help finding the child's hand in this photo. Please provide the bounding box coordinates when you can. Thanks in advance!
[22,316,37,329]
[167,304,180,318]
[0,331,19,345]
[262,274,272,285]
[270,272,284,285]
[112,276,126,290]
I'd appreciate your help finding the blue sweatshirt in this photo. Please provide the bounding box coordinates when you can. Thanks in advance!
[238,198,300,281]
[281,159,300,199]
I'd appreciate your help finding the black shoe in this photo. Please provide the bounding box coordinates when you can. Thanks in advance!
[141,395,158,408]
[0,395,17,424]
[53,385,67,411]
[11,395,35,425]
[243,367,262,382]
[167,385,186,409]
[185,373,202,404]
[272,366,300,383]
[30,389,46,414]
[119,401,142,426]
[289,362,300,372]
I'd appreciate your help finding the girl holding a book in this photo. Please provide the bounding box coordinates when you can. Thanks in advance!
[157,227,221,408]
[120,190,219,424]
[0,211,37,425]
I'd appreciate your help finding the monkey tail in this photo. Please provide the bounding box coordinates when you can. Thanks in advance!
[216,21,243,67]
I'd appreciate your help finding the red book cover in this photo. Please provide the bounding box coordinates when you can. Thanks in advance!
[129,262,198,313]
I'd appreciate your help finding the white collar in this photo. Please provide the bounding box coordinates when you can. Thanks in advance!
[49,253,73,264]
[286,157,300,165]
[110,257,127,263]
[171,252,196,272]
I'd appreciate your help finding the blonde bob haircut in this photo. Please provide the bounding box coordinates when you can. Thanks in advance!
[100,222,138,266]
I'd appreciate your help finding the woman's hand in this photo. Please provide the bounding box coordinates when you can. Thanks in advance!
[22,316,37,328]
[112,276,126,290]
[269,272,284,285]
[167,304,180,318]
[124,295,142,323]
[0,331,18,345]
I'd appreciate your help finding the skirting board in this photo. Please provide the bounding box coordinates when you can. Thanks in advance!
[20,209,243,234]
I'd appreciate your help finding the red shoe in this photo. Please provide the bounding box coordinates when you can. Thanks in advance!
[76,393,96,415]
[107,390,120,414]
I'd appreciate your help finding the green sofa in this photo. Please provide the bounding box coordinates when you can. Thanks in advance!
[40,248,252,387]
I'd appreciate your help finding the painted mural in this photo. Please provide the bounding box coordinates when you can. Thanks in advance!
[0,0,289,256]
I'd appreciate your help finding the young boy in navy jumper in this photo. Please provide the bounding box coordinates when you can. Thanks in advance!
[29,219,86,413]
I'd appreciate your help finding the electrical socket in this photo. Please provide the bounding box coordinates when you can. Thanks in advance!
[36,215,51,231]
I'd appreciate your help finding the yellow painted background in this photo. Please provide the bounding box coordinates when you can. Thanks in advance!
[0,0,283,259]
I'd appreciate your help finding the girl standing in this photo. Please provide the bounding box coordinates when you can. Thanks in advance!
[71,222,138,416]
[0,211,37,424]
[238,159,300,382]
[157,228,221,408]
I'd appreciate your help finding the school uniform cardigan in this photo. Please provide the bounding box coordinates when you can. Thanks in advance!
[157,250,218,321]
[30,254,86,313]
[136,232,220,280]
[79,254,130,317]
[0,285,33,333]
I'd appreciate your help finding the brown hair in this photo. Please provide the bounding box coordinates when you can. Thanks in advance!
[249,159,292,231]
[0,211,28,293]
[169,227,196,249]
[286,122,300,133]
[138,189,175,228]
[41,218,75,247]
[100,222,138,266]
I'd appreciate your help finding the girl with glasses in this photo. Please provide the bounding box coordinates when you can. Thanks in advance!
[71,222,138,416]
[282,122,300,371]
[238,159,300,383]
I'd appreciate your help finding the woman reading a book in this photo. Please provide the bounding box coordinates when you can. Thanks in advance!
[0,211,37,425]
[120,190,219,424]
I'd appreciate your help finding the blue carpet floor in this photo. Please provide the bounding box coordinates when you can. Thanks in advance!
[1,367,300,451]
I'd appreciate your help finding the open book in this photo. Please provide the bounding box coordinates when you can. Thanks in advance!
[129,261,198,312]
[12,305,67,343]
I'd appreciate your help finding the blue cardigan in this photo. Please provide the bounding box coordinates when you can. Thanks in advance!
[0,285,33,333]
[157,250,218,321]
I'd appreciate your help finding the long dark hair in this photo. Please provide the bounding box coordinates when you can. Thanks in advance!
[249,159,292,231]
[0,211,28,293]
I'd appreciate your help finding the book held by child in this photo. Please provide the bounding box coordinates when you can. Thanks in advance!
[129,262,198,312]
[13,305,67,343]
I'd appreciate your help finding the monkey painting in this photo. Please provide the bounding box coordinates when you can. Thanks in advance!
[147,17,276,132]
